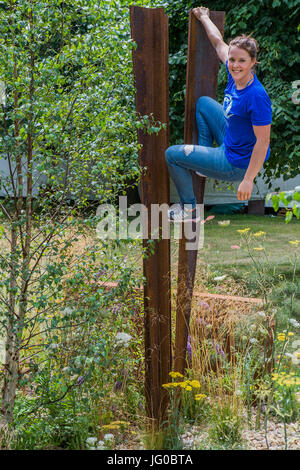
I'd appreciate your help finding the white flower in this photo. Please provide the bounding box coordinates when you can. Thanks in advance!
[249,338,258,344]
[104,433,115,442]
[63,307,74,316]
[292,350,300,365]
[86,437,98,446]
[256,311,266,318]
[234,389,242,396]
[183,438,194,448]
[96,440,106,450]
[285,352,294,360]
[218,220,230,226]
[213,275,227,281]
[290,318,300,328]
[115,332,132,346]
[292,339,300,349]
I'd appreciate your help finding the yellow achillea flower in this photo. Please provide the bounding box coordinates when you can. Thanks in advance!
[253,247,264,251]
[253,231,266,237]
[178,382,188,389]
[110,421,129,426]
[169,371,184,379]
[101,424,120,430]
[272,372,300,387]
[164,377,201,391]
[162,382,178,389]
[189,380,201,389]
[289,240,300,246]
[277,333,286,341]
[237,228,250,234]
[195,394,207,401]
[288,332,294,336]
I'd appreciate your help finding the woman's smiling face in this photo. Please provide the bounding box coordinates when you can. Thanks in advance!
[228,45,256,83]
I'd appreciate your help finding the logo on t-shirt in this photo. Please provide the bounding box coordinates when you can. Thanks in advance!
[223,94,234,121]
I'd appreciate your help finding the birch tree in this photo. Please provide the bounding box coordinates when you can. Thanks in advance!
[0,0,143,425]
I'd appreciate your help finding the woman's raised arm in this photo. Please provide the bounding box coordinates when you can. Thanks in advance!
[192,7,229,65]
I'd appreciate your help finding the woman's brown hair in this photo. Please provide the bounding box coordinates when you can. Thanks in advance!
[229,34,260,71]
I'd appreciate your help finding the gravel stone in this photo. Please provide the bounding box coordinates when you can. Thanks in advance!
[180,408,299,450]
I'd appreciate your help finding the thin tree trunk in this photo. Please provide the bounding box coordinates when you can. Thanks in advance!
[0,37,21,426]
[1,227,18,425]
[1,2,34,425]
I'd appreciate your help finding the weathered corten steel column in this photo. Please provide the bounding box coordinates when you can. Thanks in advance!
[174,10,226,374]
[130,6,171,427]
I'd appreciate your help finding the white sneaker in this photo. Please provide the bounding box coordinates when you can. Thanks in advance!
[168,204,201,223]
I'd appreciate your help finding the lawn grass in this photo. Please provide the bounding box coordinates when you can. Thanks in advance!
[168,213,300,296]
[196,213,299,266]
[114,211,299,300]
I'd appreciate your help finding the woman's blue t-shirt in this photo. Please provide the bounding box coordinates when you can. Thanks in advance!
[223,60,272,169]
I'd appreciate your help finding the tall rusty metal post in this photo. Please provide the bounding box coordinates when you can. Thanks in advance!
[130,6,171,428]
[174,10,226,374]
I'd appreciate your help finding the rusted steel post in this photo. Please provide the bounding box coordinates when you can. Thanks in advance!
[174,10,226,374]
[130,6,171,427]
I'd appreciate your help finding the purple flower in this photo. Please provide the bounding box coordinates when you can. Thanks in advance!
[196,317,207,327]
[187,335,192,364]
[113,381,123,392]
[197,301,210,310]
[96,268,107,277]
[110,404,117,413]
[112,304,122,314]
[77,376,84,386]
[214,343,225,357]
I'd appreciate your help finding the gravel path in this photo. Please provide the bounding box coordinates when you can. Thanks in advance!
[115,414,299,451]
[182,411,299,450]
[241,418,299,450]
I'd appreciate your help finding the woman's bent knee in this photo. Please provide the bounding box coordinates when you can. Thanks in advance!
[196,95,212,111]
[165,145,181,164]
[166,144,197,165]
[165,146,172,164]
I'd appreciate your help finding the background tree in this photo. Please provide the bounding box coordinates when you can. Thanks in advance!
[0,0,150,425]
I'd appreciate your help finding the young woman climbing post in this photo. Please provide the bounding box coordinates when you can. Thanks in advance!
[166,6,272,222]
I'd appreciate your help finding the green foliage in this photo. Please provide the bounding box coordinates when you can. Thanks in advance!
[8,271,145,449]
[267,189,300,223]
[12,392,90,450]
[0,0,155,426]
[270,279,300,329]
[0,0,148,202]
[271,374,299,424]
[209,403,243,448]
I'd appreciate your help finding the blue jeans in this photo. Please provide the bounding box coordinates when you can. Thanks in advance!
[165,96,247,208]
